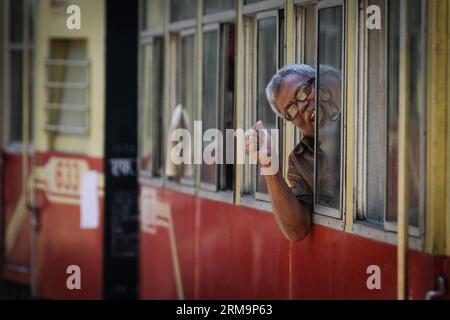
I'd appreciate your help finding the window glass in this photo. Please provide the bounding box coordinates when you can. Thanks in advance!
[141,38,164,176]
[9,0,23,43]
[203,0,235,15]
[170,0,196,22]
[366,0,386,223]
[386,0,423,227]
[359,0,425,227]
[7,0,35,144]
[180,34,196,179]
[316,6,343,211]
[220,24,235,190]
[9,51,24,142]
[201,30,220,186]
[143,0,165,30]
[256,16,278,195]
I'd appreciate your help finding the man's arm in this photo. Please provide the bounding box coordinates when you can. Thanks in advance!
[264,170,312,242]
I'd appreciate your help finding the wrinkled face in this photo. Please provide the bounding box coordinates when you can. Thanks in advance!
[274,74,316,135]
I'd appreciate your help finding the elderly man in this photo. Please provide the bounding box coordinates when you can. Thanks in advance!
[245,64,341,242]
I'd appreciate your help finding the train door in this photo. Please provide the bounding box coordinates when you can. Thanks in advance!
[30,0,138,299]
[1,0,35,289]
[31,0,106,299]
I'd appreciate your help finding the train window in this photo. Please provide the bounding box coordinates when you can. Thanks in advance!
[44,39,88,135]
[255,14,279,200]
[242,9,283,205]
[356,0,426,231]
[140,37,164,177]
[201,28,220,189]
[314,2,343,218]
[143,0,165,30]
[203,0,235,15]
[200,24,235,192]
[179,32,196,184]
[5,0,35,145]
[170,0,196,23]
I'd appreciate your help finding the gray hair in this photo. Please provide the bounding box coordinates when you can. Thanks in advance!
[265,64,315,118]
[319,64,342,82]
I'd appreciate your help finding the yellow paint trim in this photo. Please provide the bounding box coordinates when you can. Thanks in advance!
[344,0,356,233]
[446,0,450,259]
[284,0,294,182]
[5,190,28,254]
[425,0,448,256]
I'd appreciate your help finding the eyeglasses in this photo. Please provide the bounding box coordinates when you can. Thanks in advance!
[283,77,315,121]
[282,78,333,122]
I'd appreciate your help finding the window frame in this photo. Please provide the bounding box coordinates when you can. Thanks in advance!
[199,23,221,193]
[138,0,166,186]
[196,8,236,203]
[43,40,90,136]
[353,0,427,244]
[139,36,165,183]
[240,8,283,211]
[313,0,346,220]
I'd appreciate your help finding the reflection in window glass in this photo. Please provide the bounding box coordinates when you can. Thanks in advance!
[201,30,219,187]
[141,38,164,176]
[256,16,278,195]
[143,0,165,30]
[203,0,235,15]
[170,0,196,22]
[386,0,423,227]
[316,6,343,211]
[180,34,196,179]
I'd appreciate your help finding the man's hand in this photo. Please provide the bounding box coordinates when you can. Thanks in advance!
[244,121,274,168]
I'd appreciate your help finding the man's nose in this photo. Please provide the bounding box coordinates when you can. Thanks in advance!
[307,87,316,103]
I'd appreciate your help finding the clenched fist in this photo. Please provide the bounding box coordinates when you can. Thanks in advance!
[244,121,274,168]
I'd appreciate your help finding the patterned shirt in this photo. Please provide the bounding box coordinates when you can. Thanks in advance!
[287,136,335,209]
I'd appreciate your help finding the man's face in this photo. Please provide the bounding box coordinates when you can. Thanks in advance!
[274,74,316,137]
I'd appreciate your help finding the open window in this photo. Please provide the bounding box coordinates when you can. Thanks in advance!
[241,4,284,208]
[200,13,235,195]
[355,0,426,236]
[139,0,165,181]
[164,0,197,189]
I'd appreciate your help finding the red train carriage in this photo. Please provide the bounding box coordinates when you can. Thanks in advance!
[138,0,450,300]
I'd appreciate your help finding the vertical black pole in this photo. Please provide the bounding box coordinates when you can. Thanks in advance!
[104,0,139,299]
